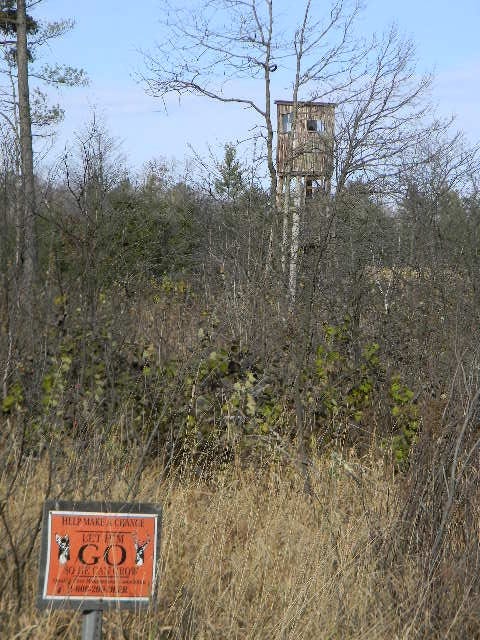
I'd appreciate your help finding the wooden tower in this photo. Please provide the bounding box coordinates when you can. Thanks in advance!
[276,100,335,204]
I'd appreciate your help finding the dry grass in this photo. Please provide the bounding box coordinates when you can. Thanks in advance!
[0,442,439,640]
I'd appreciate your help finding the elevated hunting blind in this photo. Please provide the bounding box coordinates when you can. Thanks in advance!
[276,100,335,203]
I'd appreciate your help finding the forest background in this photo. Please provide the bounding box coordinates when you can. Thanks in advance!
[1,1,480,638]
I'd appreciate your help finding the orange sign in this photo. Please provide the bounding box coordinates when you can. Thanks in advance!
[38,502,161,609]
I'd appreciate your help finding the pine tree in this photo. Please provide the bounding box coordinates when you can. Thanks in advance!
[214,144,244,201]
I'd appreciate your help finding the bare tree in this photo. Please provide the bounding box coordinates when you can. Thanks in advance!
[332,25,443,197]
[142,0,277,203]
[281,0,361,302]
[142,2,445,297]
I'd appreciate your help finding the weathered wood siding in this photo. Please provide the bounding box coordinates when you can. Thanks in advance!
[276,101,335,179]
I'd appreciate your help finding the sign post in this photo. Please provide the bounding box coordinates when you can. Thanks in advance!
[38,501,162,638]
[82,610,102,640]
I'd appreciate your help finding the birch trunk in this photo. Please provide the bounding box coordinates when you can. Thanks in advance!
[288,177,302,306]
[281,176,291,275]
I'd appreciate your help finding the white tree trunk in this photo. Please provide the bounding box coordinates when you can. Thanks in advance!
[288,177,303,306]
[281,176,291,275]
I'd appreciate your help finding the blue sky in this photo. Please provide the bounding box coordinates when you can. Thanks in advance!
[31,0,480,174]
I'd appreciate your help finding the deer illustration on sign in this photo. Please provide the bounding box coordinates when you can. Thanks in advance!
[55,534,70,564]
[133,534,150,566]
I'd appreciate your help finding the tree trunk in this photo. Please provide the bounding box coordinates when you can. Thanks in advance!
[288,178,302,307]
[16,0,37,306]
[281,176,291,275]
